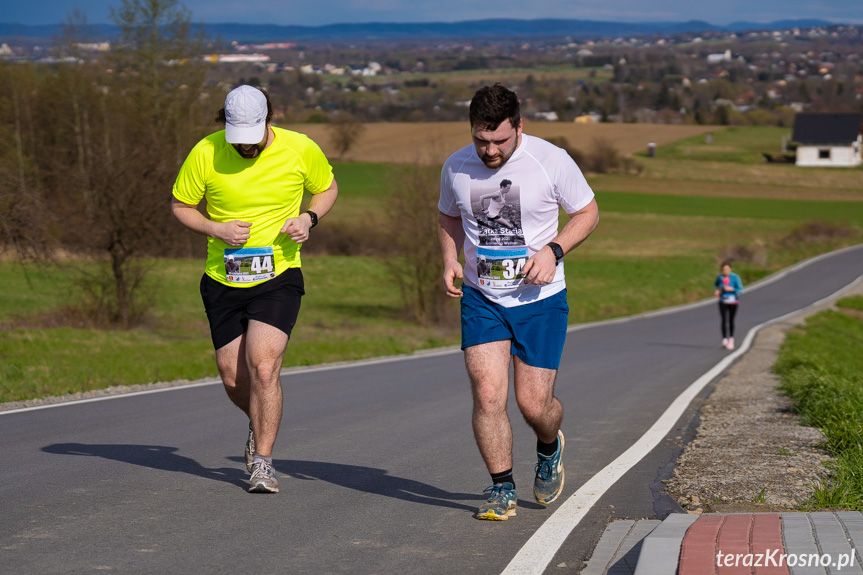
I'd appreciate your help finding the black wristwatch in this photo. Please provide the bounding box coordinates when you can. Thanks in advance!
[547,242,564,265]
[305,210,318,229]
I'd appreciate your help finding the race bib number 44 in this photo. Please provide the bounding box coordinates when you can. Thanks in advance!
[224,247,276,284]
[476,246,528,289]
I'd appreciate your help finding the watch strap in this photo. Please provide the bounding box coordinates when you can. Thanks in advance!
[547,241,564,264]
[305,210,318,228]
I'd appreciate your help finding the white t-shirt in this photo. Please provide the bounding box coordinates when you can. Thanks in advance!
[439,134,595,307]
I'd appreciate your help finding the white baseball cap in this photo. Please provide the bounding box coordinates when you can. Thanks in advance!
[224,85,268,144]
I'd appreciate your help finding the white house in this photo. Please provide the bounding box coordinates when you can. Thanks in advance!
[706,49,732,64]
[792,113,863,167]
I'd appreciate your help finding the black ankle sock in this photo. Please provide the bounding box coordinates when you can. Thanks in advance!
[490,469,514,488]
[537,436,559,457]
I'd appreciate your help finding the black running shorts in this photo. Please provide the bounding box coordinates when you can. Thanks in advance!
[199,268,304,350]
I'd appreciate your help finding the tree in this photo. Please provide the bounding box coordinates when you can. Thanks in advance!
[0,64,53,261]
[44,0,211,326]
[328,111,365,160]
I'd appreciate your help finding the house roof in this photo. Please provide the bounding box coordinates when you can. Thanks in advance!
[792,113,863,145]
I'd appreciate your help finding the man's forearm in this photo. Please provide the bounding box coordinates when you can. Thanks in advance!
[438,212,464,264]
[171,198,215,237]
[307,179,339,222]
[553,198,599,255]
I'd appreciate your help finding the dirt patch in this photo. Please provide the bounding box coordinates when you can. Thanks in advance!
[839,308,863,321]
[284,122,721,166]
[664,280,863,513]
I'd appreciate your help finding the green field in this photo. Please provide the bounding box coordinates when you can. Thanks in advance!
[596,192,863,226]
[2,126,862,403]
[643,126,794,164]
[0,257,455,402]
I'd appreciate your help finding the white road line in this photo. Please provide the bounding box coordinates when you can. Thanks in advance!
[0,380,222,415]
[501,272,863,575]
[0,347,461,416]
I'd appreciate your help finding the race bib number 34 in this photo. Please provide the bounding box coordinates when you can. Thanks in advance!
[224,247,276,284]
[476,246,529,289]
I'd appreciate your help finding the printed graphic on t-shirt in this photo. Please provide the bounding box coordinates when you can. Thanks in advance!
[470,180,525,247]
[224,247,276,284]
[470,180,526,288]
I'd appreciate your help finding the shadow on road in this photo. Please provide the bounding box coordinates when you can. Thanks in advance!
[42,443,247,488]
[39,443,545,513]
[251,458,545,513]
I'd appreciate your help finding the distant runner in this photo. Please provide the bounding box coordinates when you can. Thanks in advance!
[714,261,743,350]
[171,85,338,493]
[438,84,599,520]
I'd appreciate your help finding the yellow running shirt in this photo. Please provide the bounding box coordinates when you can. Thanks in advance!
[173,127,334,287]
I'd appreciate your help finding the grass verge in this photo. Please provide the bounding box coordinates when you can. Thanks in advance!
[774,296,863,510]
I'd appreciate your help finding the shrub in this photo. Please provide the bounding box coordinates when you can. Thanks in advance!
[546,136,642,175]
[779,220,857,249]
[383,164,458,326]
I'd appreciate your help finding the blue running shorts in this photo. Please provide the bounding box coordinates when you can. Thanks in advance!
[460,284,569,370]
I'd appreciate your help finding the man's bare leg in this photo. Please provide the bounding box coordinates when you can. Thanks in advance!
[465,340,513,475]
[215,322,290,450]
[512,356,562,444]
[243,320,289,458]
[215,335,251,417]
[213,320,288,486]
[513,356,565,505]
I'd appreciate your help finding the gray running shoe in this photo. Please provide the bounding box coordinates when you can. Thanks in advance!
[248,460,279,493]
[534,430,565,505]
[244,423,255,473]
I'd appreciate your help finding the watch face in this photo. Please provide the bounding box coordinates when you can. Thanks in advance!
[550,243,564,261]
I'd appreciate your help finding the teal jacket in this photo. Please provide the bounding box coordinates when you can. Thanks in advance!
[715,273,743,304]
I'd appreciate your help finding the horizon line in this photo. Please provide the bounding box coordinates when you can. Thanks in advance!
[2,16,856,28]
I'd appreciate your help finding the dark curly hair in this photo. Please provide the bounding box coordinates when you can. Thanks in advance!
[469,83,520,132]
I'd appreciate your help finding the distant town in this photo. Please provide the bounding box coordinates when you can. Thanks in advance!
[1,21,861,125]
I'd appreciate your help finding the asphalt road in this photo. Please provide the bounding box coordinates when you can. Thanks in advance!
[2,244,861,575]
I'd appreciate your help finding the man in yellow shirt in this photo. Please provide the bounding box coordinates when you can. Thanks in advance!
[172,85,338,493]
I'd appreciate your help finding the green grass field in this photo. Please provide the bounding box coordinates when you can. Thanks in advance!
[1,127,862,403]
[596,192,863,226]
[775,296,863,510]
[0,257,455,402]
[644,126,793,164]
[621,126,863,202]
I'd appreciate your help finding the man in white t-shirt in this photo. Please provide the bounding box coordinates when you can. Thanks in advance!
[438,84,599,521]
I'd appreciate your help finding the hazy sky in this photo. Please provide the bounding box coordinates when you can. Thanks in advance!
[5,0,863,27]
